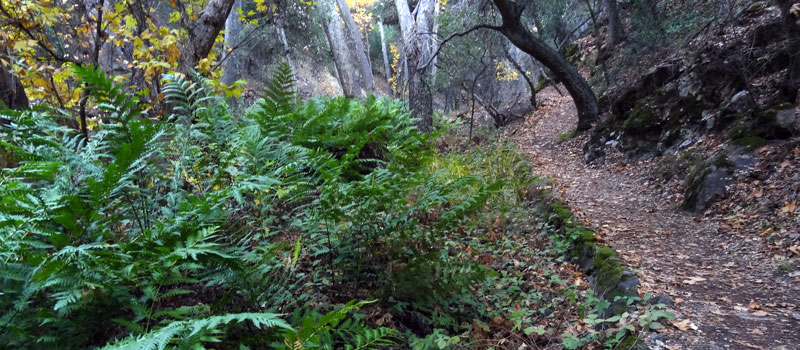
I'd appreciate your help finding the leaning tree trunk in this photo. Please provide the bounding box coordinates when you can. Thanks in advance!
[492,0,599,131]
[395,0,437,132]
[321,0,362,98]
[335,0,374,93]
[182,0,237,69]
[0,61,28,110]
[605,0,625,46]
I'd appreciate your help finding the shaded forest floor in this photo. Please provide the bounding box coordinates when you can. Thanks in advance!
[507,88,800,350]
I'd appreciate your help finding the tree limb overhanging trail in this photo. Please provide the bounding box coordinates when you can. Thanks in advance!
[514,88,800,350]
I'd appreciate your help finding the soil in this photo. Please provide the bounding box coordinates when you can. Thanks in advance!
[509,88,800,350]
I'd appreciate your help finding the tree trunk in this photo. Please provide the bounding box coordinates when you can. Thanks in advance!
[222,0,243,87]
[335,0,375,93]
[379,19,392,85]
[321,0,362,98]
[395,0,437,132]
[183,0,237,69]
[505,46,536,107]
[0,62,28,110]
[775,0,800,97]
[276,21,298,90]
[605,0,625,46]
[430,0,441,78]
[492,0,599,131]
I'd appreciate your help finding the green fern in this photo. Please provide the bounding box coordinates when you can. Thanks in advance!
[102,313,291,350]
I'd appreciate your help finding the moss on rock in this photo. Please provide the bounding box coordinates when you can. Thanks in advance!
[617,335,647,350]
[733,135,767,150]
[623,101,655,131]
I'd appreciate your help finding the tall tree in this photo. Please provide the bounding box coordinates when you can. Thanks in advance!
[321,0,362,97]
[491,0,599,131]
[605,0,625,46]
[180,0,238,68]
[395,0,437,132]
[275,20,298,89]
[222,0,243,87]
[378,18,392,86]
[775,0,800,96]
[336,0,375,92]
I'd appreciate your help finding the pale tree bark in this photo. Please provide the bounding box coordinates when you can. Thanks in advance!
[395,0,437,132]
[222,0,242,87]
[276,21,298,90]
[182,0,237,69]
[492,0,599,131]
[321,0,362,97]
[605,0,624,46]
[378,19,391,81]
[430,0,440,77]
[336,0,375,93]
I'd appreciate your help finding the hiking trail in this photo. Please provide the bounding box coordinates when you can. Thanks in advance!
[510,88,800,350]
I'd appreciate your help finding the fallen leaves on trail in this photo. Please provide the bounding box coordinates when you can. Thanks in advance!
[779,202,797,215]
[682,276,707,285]
[510,87,800,349]
[670,319,698,331]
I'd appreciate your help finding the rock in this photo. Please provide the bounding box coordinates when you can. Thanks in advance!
[648,333,666,343]
[694,167,731,211]
[648,294,674,307]
[775,108,797,132]
[678,138,693,149]
[698,344,724,350]
[732,153,756,171]
[728,90,753,114]
[702,110,716,130]
[684,158,733,212]
[678,72,700,98]
[617,271,640,296]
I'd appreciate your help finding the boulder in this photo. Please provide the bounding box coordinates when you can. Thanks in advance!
[725,90,754,114]
[683,155,733,212]
[775,107,797,131]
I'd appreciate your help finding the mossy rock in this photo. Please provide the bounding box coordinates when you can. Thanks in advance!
[549,203,573,225]
[594,245,618,265]
[617,336,648,350]
[733,135,767,151]
[667,96,704,124]
[623,101,655,131]
[712,153,733,168]
[682,163,714,210]
[563,43,580,62]
[654,149,703,181]
[683,154,733,211]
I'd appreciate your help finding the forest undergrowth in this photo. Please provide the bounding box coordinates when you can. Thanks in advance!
[0,64,671,349]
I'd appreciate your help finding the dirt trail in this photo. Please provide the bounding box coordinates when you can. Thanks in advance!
[511,88,800,350]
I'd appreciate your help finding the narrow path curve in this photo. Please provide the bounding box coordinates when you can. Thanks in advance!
[510,88,800,350]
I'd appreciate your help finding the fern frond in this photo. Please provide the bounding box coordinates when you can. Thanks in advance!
[102,313,291,350]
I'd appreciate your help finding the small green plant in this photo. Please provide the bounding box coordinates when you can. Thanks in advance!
[557,129,576,142]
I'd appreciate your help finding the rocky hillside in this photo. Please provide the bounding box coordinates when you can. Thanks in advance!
[580,1,799,255]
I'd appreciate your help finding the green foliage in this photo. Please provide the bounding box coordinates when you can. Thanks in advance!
[103,313,291,350]
[0,60,650,350]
